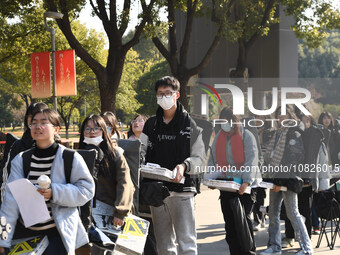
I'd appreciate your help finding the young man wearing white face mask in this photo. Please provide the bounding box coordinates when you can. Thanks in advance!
[140,76,206,255]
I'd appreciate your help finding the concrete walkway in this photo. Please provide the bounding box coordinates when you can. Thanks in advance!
[196,188,340,254]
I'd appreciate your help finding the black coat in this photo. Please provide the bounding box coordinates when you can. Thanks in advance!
[271,127,305,191]
[143,102,201,193]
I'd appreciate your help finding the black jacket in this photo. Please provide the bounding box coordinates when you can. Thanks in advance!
[143,102,201,193]
[271,127,305,189]
[6,129,34,174]
[321,127,340,167]
[0,129,34,201]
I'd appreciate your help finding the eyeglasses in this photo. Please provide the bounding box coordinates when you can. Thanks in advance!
[156,91,176,99]
[84,127,102,134]
[131,119,145,124]
[29,123,54,129]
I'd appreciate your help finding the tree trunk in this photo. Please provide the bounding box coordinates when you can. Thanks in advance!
[231,39,248,78]
[65,125,69,139]
[97,73,120,114]
[99,83,117,113]
[177,76,190,110]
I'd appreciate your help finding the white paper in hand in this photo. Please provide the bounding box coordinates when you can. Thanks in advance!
[8,178,50,227]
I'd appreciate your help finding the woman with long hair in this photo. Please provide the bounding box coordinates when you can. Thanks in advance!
[318,111,340,167]
[101,111,126,140]
[78,114,134,229]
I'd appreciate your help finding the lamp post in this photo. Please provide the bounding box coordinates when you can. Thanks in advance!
[44,11,64,111]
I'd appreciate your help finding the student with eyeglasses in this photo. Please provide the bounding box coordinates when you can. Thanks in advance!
[78,114,134,253]
[128,115,148,140]
[140,76,206,255]
[0,109,95,255]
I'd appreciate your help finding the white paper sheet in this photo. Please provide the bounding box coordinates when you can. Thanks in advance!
[141,164,185,184]
[8,178,50,228]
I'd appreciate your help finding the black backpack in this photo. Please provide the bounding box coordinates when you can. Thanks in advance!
[300,125,325,180]
[23,147,75,182]
[302,126,324,165]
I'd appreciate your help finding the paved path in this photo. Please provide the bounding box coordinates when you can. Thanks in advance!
[195,188,340,254]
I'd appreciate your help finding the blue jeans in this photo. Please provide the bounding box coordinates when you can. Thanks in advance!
[311,199,320,228]
[267,190,313,254]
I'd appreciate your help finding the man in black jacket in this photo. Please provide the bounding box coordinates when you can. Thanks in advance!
[141,76,205,255]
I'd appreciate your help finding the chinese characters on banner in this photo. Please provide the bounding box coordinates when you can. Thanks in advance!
[55,49,77,96]
[30,52,51,98]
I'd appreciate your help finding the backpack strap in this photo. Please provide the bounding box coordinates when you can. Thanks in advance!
[62,148,75,183]
[23,148,35,178]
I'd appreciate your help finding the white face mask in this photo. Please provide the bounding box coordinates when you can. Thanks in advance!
[221,123,233,132]
[84,136,103,146]
[157,95,175,110]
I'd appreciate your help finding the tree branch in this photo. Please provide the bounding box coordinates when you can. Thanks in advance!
[180,0,198,67]
[46,0,104,76]
[152,36,170,62]
[122,0,156,54]
[119,0,131,35]
[247,0,276,48]
[168,0,177,58]
[89,0,101,20]
[0,54,13,63]
[96,0,116,39]
[188,27,222,76]
[108,0,121,40]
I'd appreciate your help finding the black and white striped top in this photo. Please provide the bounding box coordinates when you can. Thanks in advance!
[27,142,58,232]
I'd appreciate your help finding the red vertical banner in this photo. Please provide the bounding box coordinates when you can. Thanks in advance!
[55,49,77,96]
[31,52,51,98]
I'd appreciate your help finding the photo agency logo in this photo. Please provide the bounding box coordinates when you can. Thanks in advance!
[196,82,312,128]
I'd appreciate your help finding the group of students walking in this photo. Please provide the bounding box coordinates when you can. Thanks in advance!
[0,76,205,255]
[206,105,340,255]
[0,75,339,255]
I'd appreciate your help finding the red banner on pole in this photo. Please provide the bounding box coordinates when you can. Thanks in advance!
[55,49,77,96]
[31,52,51,98]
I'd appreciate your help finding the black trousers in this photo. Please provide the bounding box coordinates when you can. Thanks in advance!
[43,234,67,255]
[285,185,313,238]
[220,190,256,255]
[143,217,158,255]
[253,187,266,225]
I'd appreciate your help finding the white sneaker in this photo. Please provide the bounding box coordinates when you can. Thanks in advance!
[260,247,282,255]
